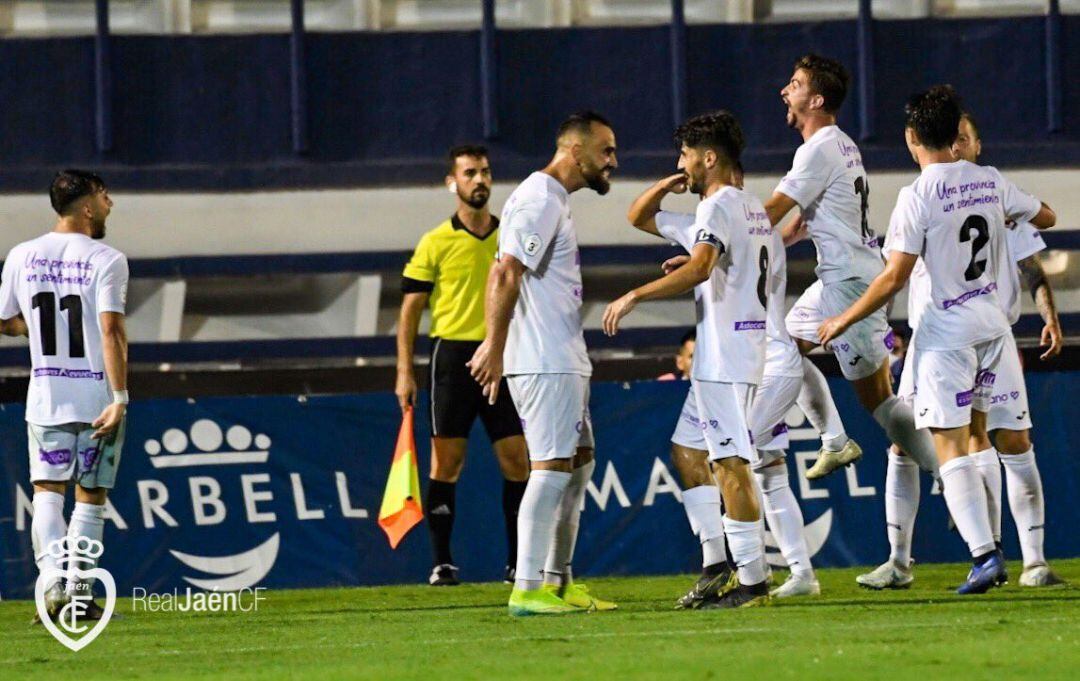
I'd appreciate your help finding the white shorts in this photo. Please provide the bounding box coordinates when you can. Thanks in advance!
[986,333,1032,432]
[671,384,707,451]
[691,379,756,464]
[786,279,891,381]
[507,374,594,461]
[28,420,126,489]
[750,338,804,454]
[912,335,1006,430]
[897,346,915,404]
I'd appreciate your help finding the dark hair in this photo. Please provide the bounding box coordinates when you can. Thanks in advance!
[557,110,613,141]
[446,144,488,175]
[905,85,963,150]
[50,170,105,216]
[794,54,849,114]
[960,111,980,140]
[674,110,746,165]
[680,328,697,347]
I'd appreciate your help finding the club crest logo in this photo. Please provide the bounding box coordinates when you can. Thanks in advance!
[34,535,115,652]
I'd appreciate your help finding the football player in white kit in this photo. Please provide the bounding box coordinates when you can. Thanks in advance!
[861,112,1065,590]
[0,170,129,621]
[468,111,618,616]
[819,86,1056,594]
[605,111,776,608]
[764,55,941,481]
[638,162,826,605]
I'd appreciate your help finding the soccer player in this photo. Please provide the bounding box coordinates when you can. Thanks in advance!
[860,112,1065,589]
[818,86,1056,594]
[657,328,695,381]
[953,113,1065,587]
[765,54,939,480]
[0,170,129,621]
[468,111,618,616]
[607,111,775,609]
[396,145,529,586]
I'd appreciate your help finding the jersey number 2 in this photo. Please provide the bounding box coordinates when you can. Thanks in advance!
[959,215,990,281]
[32,292,85,357]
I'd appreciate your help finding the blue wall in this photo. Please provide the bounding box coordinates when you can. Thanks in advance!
[1,373,1077,599]
[0,16,1076,191]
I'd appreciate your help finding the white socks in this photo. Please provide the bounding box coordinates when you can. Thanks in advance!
[723,516,768,586]
[939,457,996,558]
[543,460,595,588]
[885,450,919,567]
[32,491,67,590]
[1000,448,1046,568]
[797,357,849,452]
[66,502,106,596]
[755,463,813,578]
[515,470,570,591]
[971,448,1002,543]
[872,396,939,475]
[682,484,727,567]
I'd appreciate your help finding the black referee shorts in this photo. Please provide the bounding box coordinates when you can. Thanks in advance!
[428,338,523,442]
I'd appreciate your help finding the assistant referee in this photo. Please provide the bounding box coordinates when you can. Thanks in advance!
[396,145,529,586]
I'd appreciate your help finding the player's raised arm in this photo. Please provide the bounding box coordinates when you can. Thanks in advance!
[764,190,799,228]
[627,173,689,236]
[818,250,916,347]
[468,253,525,404]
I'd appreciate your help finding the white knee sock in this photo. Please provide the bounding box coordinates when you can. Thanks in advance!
[32,491,67,590]
[999,448,1046,567]
[755,464,813,579]
[939,457,996,558]
[682,484,727,568]
[872,396,939,475]
[544,460,594,587]
[514,470,570,591]
[723,516,767,586]
[66,502,106,596]
[797,358,848,451]
[885,450,919,567]
[971,448,1002,543]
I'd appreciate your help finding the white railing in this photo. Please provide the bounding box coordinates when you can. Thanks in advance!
[0,1,1074,36]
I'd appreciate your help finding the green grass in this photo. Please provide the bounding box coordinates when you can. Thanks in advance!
[3,559,1079,680]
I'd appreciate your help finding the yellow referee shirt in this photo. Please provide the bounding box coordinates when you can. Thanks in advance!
[401,214,499,341]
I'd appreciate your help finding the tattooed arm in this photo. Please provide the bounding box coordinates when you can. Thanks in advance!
[1018,254,1062,360]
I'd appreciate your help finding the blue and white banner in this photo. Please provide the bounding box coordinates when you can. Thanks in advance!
[1,373,1077,599]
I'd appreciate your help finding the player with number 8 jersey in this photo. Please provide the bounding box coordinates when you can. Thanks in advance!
[0,170,129,623]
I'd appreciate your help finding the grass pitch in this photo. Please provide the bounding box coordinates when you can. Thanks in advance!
[2,559,1078,680]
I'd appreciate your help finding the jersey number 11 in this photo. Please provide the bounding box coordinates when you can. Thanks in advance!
[32,292,85,358]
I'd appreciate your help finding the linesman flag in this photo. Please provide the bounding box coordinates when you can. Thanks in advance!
[378,406,424,548]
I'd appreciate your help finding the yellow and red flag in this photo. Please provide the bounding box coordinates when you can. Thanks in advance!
[377,406,423,548]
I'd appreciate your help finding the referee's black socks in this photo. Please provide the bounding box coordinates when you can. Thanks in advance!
[426,480,457,566]
[503,479,528,568]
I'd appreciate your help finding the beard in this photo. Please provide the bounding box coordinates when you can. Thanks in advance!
[90,218,107,239]
[583,165,613,195]
[460,187,489,210]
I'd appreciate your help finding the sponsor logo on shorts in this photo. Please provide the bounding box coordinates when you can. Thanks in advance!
[956,390,974,407]
[571,285,583,299]
[942,282,997,310]
[79,446,100,469]
[919,408,929,417]
[848,355,863,366]
[975,369,997,388]
[883,329,896,351]
[708,419,719,429]
[718,438,732,447]
[733,321,766,331]
[989,391,1023,405]
[33,368,105,380]
[771,423,788,437]
[1017,411,1028,420]
[40,448,73,465]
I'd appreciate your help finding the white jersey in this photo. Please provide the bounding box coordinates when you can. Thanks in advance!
[764,227,803,378]
[656,186,777,384]
[885,161,1041,351]
[1001,222,1046,325]
[901,220,1046,332]
[498,172,590,376]
[0,232,129,426]
[776,125,883,285]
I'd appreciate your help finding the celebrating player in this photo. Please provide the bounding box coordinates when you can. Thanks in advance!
[818,86,1056,593]
[397,145,529,586]
[860,111,1065,589]
[468,111,618,616]
[764,54,939,481]
[607,111,775,608]
[0,170,129,621]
